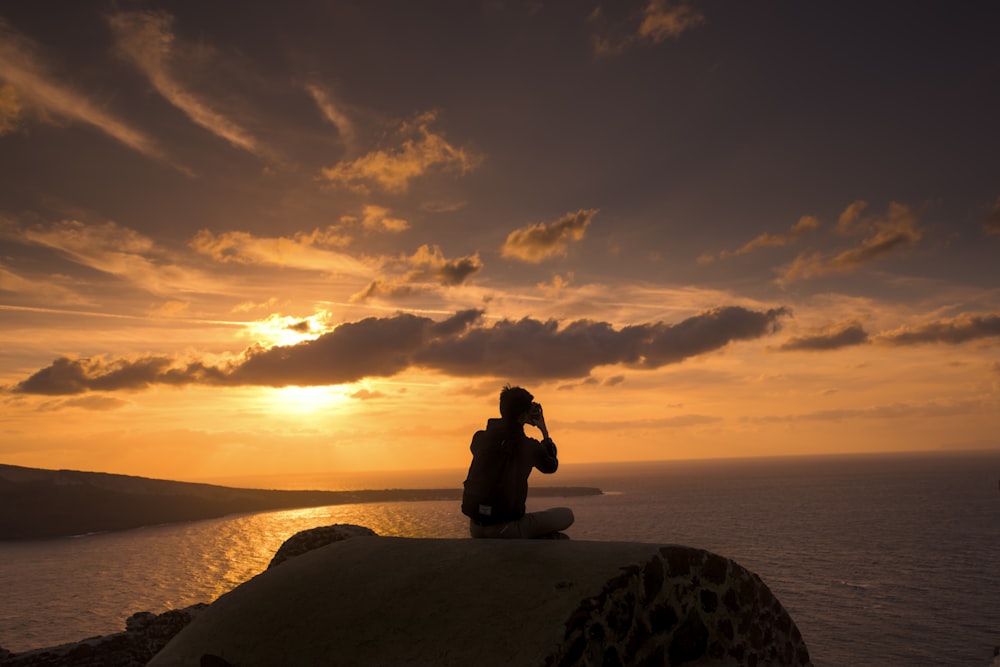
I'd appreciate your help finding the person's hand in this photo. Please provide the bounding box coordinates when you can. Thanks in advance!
[533,404,549,440]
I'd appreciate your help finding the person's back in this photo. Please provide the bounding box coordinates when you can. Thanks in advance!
[461,385,574,539]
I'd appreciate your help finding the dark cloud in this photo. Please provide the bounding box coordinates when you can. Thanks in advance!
[10,306,787,395]
[878,313,1000,346]
[779,323,869,351]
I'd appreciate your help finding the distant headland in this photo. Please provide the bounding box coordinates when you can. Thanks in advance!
[0,464,601,540]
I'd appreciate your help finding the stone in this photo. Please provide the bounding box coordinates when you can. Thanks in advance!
[151,537,812,666]
[266,522,378,569]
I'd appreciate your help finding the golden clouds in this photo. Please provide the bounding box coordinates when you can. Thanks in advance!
[639,0,706,43]
[12,219,217,295]
[501,209,597,263]
[319,112,479,194]
[190,228,371,277]
[778,202,922,283]
[591,0,704,56]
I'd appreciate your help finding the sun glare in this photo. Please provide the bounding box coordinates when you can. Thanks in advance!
[244,312,329,348]
[263,385,348,414]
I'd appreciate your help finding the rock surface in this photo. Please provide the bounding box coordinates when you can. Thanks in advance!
[0,605,207,667]
[151,532,812,666]
[267,523,378,569]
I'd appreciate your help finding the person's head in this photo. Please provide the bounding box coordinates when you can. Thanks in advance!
[499,384,533,424]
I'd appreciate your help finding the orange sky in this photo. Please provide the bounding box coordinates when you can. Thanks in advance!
[1,2,998,482]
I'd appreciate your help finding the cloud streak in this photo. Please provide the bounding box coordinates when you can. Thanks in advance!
[702,215,820,263]
[777,202,922,283]
[10,306,788,395]
[109,11,259,155]
[0,19,168,162]
[7,219,220,295]
[501,209,596,263]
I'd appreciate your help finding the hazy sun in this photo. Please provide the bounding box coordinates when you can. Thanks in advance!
[263,385,349,414]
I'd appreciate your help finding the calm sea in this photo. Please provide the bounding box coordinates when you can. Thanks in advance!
[1,450,998,665]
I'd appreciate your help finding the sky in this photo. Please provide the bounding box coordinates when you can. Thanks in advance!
[1,0,999,483]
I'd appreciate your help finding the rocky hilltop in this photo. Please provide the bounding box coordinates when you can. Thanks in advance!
[0,464,599,540]
[1,524,813,666]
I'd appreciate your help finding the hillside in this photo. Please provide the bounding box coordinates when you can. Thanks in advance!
[0,464,601,540]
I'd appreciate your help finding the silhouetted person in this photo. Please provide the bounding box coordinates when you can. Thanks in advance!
[462,385,574,538]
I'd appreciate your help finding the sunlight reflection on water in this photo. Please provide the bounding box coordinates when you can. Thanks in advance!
[0,500,467,652]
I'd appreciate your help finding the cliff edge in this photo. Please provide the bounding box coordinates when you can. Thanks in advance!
[150,529,812,667]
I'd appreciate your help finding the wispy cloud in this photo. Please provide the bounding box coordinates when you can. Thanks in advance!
[354,205,409,233]
[591,0,704,57]
[701,215,820,264]
[777,202,922,283]
[351,244,483,302]
[10,306,788,394]
[0,19,168,161]
[779,322,870,351]
[108,11,260,155]
[501,209,596,263]
[0,261,87,305]
[7,219,219,295]
[319,111,479,193]
[190,228,371,277]
[305,82,356,150]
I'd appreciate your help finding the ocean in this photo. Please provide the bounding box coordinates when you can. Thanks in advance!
[0,450,998,665]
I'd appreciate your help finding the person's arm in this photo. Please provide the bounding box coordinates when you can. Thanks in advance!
[531,404,558,473]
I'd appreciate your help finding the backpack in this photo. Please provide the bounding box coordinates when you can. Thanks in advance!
[461,432,520,524]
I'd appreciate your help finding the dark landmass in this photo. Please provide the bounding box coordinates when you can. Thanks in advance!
[0,464,602,540]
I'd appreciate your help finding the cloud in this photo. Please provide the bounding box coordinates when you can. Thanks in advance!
[351,244,483,301]
[0,19,169,162]
[190,228,371,277]
[359,205,409,233]
[10,305,788,394]
[305,82,356,149]
[501,209,596,263]
[779,323,869,351]
[835,200,869,235]
[108,11,259,155]
[985,197,1000,235]
[0,261,85,304]
[319,111,479,193]
[350,389,386,400]
[0,82,21,135]
[877,313,1000,346]
[705,215,820,263]
[8,219,218,295]
[591,0,704,56]
[777,202,922,283]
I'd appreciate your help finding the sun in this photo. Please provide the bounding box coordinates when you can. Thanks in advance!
[262,385,349,414]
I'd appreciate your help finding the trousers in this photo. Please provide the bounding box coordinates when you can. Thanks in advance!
[469,506,575,539]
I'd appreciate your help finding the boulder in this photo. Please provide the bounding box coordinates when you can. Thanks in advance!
[267,523,378,569]
[151,535,812,666]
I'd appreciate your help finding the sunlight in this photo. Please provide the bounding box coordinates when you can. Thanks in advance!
[263,385,349,414]
[243,311,330,348]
